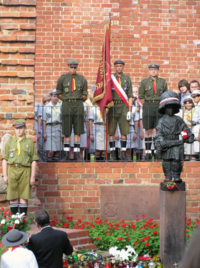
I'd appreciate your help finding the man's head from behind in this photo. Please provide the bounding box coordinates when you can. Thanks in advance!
[34,210,50,229]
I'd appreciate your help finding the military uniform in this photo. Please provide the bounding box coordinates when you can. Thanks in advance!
[2,119,38,214]
[56,61,88,137]
[108,59,133,161]
[139,76,168,129]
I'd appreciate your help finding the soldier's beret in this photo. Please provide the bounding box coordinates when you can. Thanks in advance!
[49,88,57,95]
[13,119,26,128]
[148,62,160,69]
[67,59,79,68]
[114,59,125,65]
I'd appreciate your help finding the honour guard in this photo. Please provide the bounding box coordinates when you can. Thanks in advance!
[2,119,39,215]
[139,62,168,160]
[108,59,133,161]
[56,59,88,162]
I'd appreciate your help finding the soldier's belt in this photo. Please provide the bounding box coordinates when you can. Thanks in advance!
[114,101,123,104]
[46,123,61,126]
[8,164,27,168]
[145,100,159,103]
[64,99,77,102]
[94,123,104,125]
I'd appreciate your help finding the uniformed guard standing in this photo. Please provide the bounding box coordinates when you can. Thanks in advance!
[56,59,88,161]
[108,59,133,161]
[2,119,39,215]
[139,62,168,160]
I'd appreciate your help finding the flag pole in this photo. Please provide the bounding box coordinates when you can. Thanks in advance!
[105,13,111,161]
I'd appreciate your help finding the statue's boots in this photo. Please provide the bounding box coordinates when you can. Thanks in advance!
[110,150,117,161]
[162,160,172,182]
[171,161,182,182]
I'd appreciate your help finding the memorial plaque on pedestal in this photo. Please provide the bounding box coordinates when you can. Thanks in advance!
[100,185,160,220]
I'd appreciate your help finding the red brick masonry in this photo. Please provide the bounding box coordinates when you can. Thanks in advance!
[35,162,200,220]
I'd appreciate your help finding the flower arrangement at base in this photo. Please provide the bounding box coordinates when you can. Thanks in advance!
[0,208,33,240]
[164,181,175,191]
[109,245,138,261]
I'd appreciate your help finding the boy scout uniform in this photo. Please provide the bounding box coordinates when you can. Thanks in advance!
[139,62,168,130]
[56,59,88,136]
[108,60,133,136]
[2,119,39,201]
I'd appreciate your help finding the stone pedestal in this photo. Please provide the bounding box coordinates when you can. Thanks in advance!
[160,188,186,268]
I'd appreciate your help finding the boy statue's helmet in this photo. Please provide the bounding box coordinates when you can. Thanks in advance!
[158,90,181,115]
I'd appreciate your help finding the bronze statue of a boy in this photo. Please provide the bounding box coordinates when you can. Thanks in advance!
[155,91,194,182]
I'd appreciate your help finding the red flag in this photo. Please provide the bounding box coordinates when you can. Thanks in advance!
[92,25,113,120]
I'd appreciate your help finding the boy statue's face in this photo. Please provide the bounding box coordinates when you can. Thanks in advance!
[165,104,175,116]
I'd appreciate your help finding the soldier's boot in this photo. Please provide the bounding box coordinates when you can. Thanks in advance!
[110,150,117,161]
[74,152,83,162]
[10,204,19,215]
[19,204,28,215]
[61,151,70,162]
[121,151,130,161]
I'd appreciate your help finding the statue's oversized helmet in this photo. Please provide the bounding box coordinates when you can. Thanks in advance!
[158,90,181,115]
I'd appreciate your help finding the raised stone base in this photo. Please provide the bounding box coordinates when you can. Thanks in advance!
[160,188,186,268]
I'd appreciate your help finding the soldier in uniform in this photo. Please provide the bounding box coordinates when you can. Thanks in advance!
[139,62,168,160]
[2,119,39,215]
[108,59,133,161]
[56,59,88,161]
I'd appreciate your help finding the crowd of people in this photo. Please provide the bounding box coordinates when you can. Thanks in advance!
[33,59,200,162]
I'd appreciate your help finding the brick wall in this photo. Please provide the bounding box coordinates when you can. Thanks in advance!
[34,162,200,220]
[35,0,200,102]
[0,0,36,140]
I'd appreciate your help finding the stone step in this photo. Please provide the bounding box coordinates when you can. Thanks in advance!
[27,225,97,249]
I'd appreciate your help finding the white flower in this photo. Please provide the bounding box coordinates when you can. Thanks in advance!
[12,215,17,218]
[109,246,118,256]
[1,219,5,224]
[15,220,19,224]
[18,213,25,219]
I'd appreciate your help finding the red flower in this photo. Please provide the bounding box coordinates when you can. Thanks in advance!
[145,236,150,240]
[153,230,158,235]
[148,218,153,221]
[181,130,188,139]
[7,226,12,231]
[22,218,26,224]
[1,208,4,211]
[142,215,145,218]
[134,242,138,245]
[145,242,150,247]
[126,236,130,240]
[62,212,65,215]
[108,233,111,236]
[96,237,100,240]
[59,226,62,228]
[118,237,123,241]
[64,223,69,228]
[190,226,193,229]
[106,230,109,233]
[78,219,82,223]
[85,221,89,224]
[114,227,119,230]
[141,238,146,242]
[54,219,58,223]
[123,228,126,231]
[96,217,100,220]
[136,215,138,217]
[8,212,11,215]
[136,219,140,222]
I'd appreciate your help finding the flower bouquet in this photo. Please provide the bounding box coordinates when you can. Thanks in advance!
[0,208,33,240]
[164,181,175,191]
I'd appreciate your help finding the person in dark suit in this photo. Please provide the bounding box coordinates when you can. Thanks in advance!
[26,210,73,268]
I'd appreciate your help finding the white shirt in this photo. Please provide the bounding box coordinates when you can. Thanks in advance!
[89,106,104,124]
[34,101,42,131]
[43,101,62,124]
[129,106,139,126]
[1,247,38,268]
